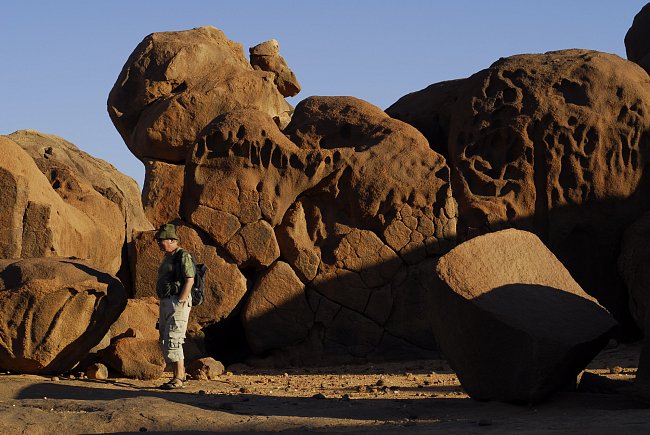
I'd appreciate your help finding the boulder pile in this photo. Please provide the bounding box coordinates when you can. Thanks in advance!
[3,4,650,402]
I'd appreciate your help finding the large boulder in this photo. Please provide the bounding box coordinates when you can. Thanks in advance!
[107,26,293,163]
[0,257,127,374]
[0,136,126,274]
[8,130,153,243]
[180,96,456,364]
[429,229,617,404]
[91,296,160,353]
[625,3,650,74]
[388,50,650,331]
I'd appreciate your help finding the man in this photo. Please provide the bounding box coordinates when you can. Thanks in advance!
[155,223,195,390]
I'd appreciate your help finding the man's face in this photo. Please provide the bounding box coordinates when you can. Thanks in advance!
[157,238,177,253]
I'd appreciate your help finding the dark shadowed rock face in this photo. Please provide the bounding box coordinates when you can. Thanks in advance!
[0,258,127,374]
[107,26,293,163]
[388,49,650,332]
[625,3,650,74]
[619,212,650,332]
[429,229,616,404]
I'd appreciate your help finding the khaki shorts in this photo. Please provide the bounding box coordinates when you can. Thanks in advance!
[159,295,191,363]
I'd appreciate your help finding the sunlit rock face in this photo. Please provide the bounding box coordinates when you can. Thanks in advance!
[107,26,294,164]
[249,39,301,97]
[179,96,457,364]
[388,49,650,331]
[0,134,130,275]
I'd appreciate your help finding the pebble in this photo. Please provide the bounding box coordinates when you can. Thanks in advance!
[51,377,59,382]
[312,393,326,399]
[239,387,250,393]
[609,366,624,375]
[341,394,351,401]
[198,390,207,395]
[376,379,386,386]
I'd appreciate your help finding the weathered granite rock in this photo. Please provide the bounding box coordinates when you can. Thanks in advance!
[275,201,320,282]
[429,229,617,403]
[8,130,153,243]
[250,39,301,97]
[130,223,247,330]
[388,50,650,331]
[0,257,127,374]
[99,337,164,380]
[286,96,457,263]
[625,3,650,74]
[225,220,280,268]
[248,96,456,363]
[0,136,127,274]
[108,26,293,163]
[183,108,333,240]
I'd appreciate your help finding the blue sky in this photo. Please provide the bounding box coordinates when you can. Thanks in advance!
[2,1,647,187]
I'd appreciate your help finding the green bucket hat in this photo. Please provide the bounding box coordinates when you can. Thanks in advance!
[156,223,178,240]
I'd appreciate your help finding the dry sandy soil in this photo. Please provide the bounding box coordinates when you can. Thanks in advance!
[0,342,648,434]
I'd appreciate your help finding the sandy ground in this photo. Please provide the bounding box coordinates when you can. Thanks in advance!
[0,342,648,434]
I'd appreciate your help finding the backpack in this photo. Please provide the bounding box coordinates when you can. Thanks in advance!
[175,249,207,306]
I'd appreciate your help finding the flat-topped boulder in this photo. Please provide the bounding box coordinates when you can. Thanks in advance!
[429,229,617,403]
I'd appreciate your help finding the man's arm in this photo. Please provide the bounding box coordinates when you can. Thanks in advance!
[178,277,194,304]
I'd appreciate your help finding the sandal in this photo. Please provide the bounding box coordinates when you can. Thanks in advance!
[160,378,184,390]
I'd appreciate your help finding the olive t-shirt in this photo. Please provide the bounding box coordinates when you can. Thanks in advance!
[156,248,196,298]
